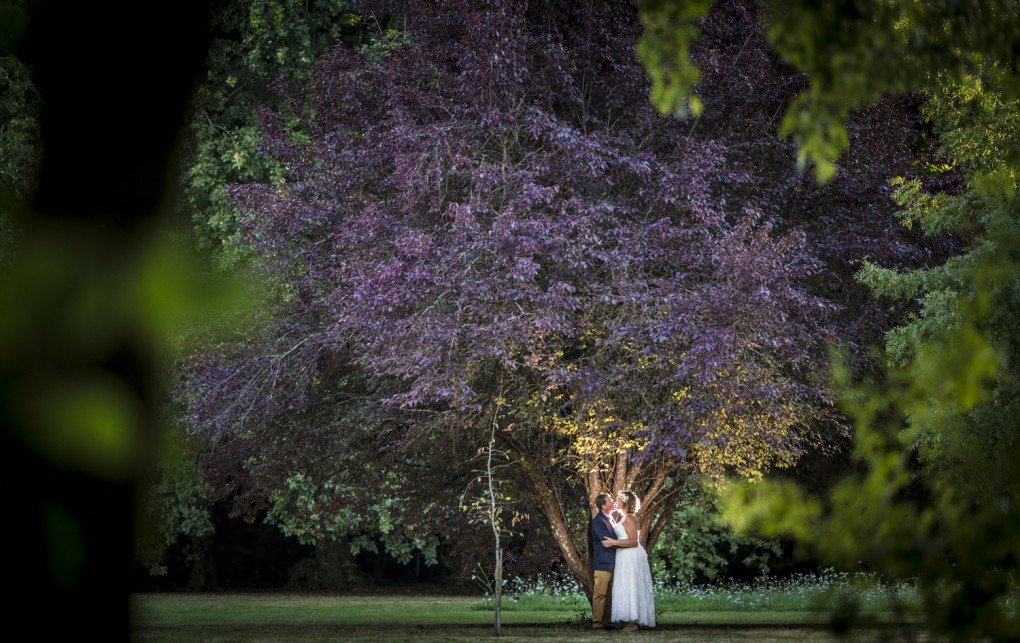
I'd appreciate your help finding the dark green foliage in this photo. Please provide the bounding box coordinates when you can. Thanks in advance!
[723,65,1020,641]
[651,480,782,585]
[0,45,40,262]
[135,434,214,578]
[182,0,362,266]
[638,0,1020,181]
[636,2,1020,637]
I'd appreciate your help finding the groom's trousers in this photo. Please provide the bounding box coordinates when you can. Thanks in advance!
[592,570,613,627]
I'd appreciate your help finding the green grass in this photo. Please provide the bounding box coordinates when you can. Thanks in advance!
[132,589,925,642]
[480,569,921,614]
[133,594,572,627]
[654,572,921,613]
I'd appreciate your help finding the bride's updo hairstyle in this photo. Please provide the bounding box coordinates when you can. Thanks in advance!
[618,490,641,514]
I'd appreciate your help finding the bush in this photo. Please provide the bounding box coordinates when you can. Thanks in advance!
[650,480,785,585]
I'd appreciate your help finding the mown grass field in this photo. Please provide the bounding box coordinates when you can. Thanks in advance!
[132,585,926,642]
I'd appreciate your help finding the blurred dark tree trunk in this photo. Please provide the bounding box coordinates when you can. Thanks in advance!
[3,1,217,639]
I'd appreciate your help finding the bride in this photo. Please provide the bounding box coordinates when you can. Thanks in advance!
[602,490,655,631]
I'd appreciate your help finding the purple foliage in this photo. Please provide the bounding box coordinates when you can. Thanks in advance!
[226,0,837,472]
[172,1,969,589]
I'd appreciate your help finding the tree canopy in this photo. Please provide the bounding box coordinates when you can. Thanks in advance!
[204,0,889,596]
[120,2,1014,631]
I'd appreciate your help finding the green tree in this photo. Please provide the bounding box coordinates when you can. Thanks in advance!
[637,0,1020,181]
[650,478,782,585]
[637,1,1020,637]
[135,432,216,587]
[265,471,439,589]
[0,2,40,263]
[182,0,361,266]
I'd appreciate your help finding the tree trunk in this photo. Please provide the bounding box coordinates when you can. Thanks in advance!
[316,538,350,591]
[507,438,689,603]
[494,546,503,635]
[512,449,594,598]
[488,399,503,636]
[187,537,217,591]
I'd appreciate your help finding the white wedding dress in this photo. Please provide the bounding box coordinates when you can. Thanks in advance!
[611,520,656,627]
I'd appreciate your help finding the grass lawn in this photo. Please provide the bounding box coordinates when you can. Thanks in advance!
[131,593,924,642]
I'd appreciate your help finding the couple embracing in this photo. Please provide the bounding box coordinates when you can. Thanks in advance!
[591,491,656,631]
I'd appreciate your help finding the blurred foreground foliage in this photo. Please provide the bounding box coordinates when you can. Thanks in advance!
[721,68,1020,640]
[0,227,252,480]
[637,1,1020,637]
[0,0,259,634]
[637,0,1020,182]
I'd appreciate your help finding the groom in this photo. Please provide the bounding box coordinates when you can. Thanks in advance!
[590,493,618,630]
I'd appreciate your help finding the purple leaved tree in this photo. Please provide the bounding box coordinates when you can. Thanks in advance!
[225,0,840,598]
